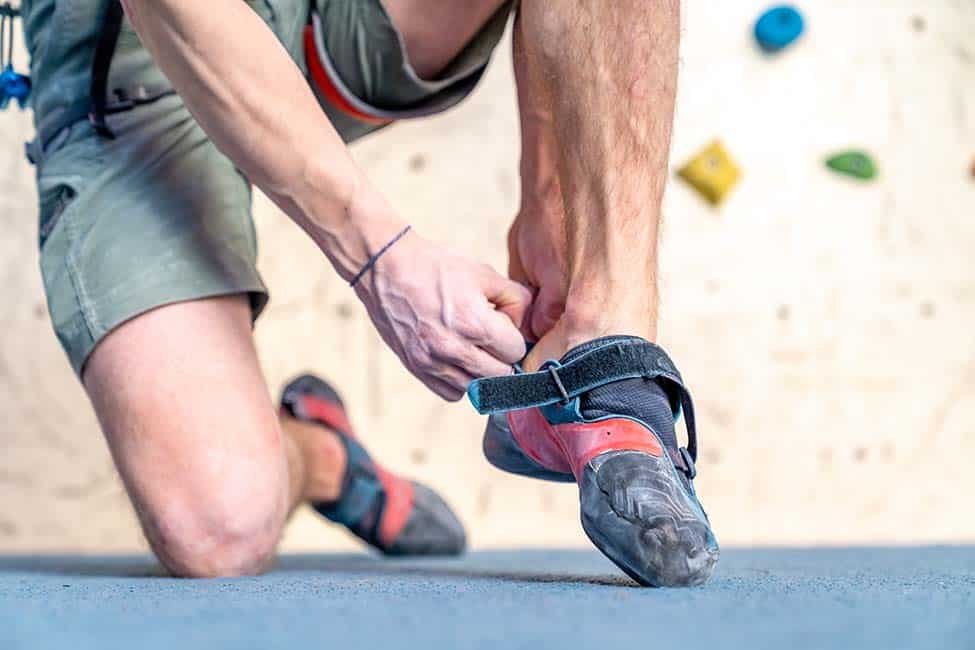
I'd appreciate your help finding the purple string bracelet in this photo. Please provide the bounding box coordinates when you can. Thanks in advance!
[348,225,412,287]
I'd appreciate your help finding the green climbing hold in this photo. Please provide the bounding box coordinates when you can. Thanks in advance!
[825,150,877,181]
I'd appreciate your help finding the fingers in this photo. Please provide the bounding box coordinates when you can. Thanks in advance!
[407,328,515,401]
[478,309,528,365]
[424,375,466,402]
[414,305,521,402]
[368,252,532,401]
[403,352,469,402]
[480,265,533,333]
[460,341,515,378]
[435,335,515,380]
[422,357,511,402]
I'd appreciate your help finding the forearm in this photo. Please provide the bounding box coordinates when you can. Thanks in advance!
[121,0,399,279]
[120,1,531,398]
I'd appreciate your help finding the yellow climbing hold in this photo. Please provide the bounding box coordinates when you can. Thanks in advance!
[677,140,741,206]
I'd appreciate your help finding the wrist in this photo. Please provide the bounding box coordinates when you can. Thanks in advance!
[291,159,406,282]
[292,152,360,233]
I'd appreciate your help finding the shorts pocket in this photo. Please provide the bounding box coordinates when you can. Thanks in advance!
[34,119,101,250]
[36,171,85,250]
[38,184,76,249]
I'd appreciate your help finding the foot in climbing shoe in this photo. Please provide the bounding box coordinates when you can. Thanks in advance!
[281,374,466,556]
[469,335,719,587]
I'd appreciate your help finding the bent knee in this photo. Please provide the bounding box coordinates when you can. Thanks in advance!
[142,488,286,578]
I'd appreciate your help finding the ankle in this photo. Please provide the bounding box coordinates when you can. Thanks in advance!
[280,414,347,502]
[560,299,658,348]
[523,306,657,371]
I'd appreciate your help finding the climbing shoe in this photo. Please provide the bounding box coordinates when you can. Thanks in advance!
[282,374,466,556]
[468,336,719,586]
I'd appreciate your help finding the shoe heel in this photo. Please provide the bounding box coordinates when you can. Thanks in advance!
[482,414,575,483]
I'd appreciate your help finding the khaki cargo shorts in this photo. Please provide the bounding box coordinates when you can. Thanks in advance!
[28,0,512,376]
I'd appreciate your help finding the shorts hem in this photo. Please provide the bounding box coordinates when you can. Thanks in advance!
[66,281,269,379]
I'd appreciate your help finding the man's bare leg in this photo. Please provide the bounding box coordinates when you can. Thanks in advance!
[487,2,719,588]
[512,1,680,369]
[380,0,675,356]
[84,296,347,577]
[86,292,464,576]
[381,0,510,80]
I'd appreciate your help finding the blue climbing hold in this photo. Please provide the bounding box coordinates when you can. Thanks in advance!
[0,63,31,110]
[754,5,805,54]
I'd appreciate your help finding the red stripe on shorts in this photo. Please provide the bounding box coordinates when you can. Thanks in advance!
[304,26,391,126]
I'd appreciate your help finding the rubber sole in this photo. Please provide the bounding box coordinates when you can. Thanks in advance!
[579,450,719,587]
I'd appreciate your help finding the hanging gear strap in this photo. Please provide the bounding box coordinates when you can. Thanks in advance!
[88,0,125,138]
[87,0,177,139]
[27,0,178,157]
[1,3,33,112]
[1,3,14,68]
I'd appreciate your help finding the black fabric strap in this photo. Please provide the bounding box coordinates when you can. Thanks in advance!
[34,1,176,150]
[468,339,699,461]
[88,0,125,139]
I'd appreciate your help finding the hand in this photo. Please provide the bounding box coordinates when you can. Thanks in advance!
[354,223,532,401]
[507,178,568,342]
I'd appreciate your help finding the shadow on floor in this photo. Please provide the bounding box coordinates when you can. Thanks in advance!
[0,555,164,578]
[4,546,972,588]
[276,553,640,587]
[0,551,638,587]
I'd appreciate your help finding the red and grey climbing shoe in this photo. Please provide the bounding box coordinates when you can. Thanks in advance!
[281,374,466,556]
[468,336,719,587]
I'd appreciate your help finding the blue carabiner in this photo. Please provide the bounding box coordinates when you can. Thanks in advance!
[0,3,31,111]
[0,63,31,109]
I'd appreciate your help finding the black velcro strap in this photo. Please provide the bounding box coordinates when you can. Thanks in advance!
[467,339,699,461]
[88,0,125,139]
[469,339,682,413]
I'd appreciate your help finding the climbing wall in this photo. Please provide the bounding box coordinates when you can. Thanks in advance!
[0,0,973,552]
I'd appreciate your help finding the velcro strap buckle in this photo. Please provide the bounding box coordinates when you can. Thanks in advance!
[546,365,571,405]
